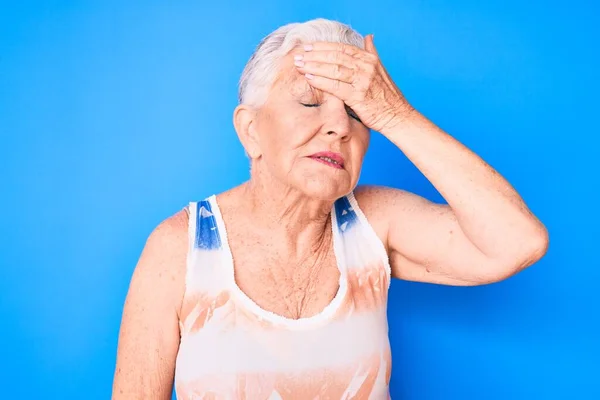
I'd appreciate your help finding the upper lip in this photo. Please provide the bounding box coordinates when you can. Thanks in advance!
[308,151,345,167]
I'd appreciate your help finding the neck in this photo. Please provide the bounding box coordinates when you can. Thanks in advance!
[239,173,335,256]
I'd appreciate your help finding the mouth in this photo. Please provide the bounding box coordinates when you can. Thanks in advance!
[308,151,345,169]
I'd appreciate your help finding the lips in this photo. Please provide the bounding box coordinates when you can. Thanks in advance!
[308,151,345,169]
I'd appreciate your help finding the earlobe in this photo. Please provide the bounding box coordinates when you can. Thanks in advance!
[233,105,262,159]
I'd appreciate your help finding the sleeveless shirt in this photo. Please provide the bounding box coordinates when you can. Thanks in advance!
[174,191,392,399]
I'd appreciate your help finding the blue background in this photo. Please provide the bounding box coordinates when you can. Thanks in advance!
[1,0,598,399]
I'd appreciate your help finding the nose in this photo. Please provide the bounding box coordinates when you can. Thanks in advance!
[323,101,352,140]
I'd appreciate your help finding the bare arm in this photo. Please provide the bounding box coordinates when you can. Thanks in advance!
[112,209,188,399]
[357,112,548,286]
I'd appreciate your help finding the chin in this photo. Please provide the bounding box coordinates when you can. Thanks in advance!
[296,174,353,201]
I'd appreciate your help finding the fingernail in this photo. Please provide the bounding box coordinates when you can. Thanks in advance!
[294,60,304,67]
[305,73,314,80]
[294,54,303,61]
[304,44,313,51]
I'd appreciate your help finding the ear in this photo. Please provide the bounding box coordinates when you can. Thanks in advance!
[233,104,262,159]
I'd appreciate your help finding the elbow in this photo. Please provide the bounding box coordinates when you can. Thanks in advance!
[486,224,549,284]
[530,224,550,261]
[518,222,550,268]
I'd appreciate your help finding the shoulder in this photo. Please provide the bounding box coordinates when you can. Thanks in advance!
[353,184,421,203]
[143,206,190,259]
[353,184,432,216]
[351,185,431,245]
[352,184,417,219]
[128,206,191,311]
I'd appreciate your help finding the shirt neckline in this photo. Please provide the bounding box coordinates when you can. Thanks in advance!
[207,194,349,330]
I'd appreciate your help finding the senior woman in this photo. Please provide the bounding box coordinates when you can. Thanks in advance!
[112,18,548,399]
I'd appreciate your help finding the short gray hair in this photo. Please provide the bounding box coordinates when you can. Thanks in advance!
[238,18,364,107]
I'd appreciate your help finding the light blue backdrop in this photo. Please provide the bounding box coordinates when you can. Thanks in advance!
[1,1,598,399]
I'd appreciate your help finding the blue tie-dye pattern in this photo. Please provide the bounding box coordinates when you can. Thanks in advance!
[195,200,222,250]
[334,196,358,235]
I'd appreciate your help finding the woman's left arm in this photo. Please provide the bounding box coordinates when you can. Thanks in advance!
[297,35,549,285]
[357,109,549,285]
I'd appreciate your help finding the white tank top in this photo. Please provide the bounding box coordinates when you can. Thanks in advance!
[174,192,392,399]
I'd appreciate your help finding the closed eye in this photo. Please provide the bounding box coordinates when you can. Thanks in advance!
[345,105,362,123]
[301,102,362,123]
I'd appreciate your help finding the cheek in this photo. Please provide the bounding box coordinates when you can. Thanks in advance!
[351,133,370,165]
[270,119,317,155]
[261,117,317,171]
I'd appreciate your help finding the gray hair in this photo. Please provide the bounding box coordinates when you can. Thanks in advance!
[238,18,364,107]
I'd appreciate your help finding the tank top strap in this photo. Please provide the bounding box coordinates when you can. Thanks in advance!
[182,196,230,309]
[187,197,223,251]
[332,191,391,288]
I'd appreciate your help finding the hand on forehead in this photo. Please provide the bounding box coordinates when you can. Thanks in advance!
[278,57,324,99]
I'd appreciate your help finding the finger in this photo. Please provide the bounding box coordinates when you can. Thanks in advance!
[303,41,363,58]
[364,34,378,56]
[296,50,363,72]
[295,60,356,84]
[304,74,354,100]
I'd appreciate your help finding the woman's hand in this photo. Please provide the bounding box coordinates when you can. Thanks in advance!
[294,34,414,133]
